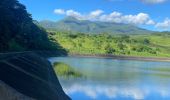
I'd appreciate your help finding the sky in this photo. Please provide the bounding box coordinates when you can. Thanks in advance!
[18,0,170,31]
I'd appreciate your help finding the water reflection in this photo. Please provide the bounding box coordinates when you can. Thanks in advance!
[64,83,148,99]
[49,57,170,100]
[60,79,170,100]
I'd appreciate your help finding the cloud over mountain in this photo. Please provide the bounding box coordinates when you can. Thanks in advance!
[54,9,65,14]
[54,9,169,30]
[156,18,170,29]
[54,9,155,25]
[141,0,167,4]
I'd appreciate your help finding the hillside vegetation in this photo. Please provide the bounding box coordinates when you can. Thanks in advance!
[0,0,66,54]
[49,31,170,57]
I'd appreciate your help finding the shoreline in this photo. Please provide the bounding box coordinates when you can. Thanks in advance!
[68,54,170,62]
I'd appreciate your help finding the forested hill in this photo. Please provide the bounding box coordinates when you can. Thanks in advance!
[38,17,153,35]
[0,0,66,54]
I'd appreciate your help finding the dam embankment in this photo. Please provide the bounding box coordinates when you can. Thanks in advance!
[0,52,70,100]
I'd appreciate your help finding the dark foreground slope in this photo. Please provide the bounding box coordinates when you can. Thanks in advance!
[0,52,70,100]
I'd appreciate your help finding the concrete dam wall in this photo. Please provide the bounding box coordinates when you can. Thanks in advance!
[0,52,70,100]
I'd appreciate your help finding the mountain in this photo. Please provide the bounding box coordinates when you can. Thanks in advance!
[38,17,153,35]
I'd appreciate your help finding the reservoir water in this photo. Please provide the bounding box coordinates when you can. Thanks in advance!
[49,57,170,100]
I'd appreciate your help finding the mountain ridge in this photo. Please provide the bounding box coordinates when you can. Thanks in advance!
[38,17,154,35]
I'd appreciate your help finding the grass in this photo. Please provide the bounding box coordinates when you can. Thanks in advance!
[49,31,170,57]
[53,62,83,78]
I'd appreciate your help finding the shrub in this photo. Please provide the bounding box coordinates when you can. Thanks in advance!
[53,62,83,78]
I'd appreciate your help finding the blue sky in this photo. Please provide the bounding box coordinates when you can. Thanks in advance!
[18,0,170,31]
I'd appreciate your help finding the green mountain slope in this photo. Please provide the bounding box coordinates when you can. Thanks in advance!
[39,17,153,35]
[49,31,170,57]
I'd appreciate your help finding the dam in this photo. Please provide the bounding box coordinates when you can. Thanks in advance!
[0,52,70,100]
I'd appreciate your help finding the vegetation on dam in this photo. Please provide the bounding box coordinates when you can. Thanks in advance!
[53,62,83,78]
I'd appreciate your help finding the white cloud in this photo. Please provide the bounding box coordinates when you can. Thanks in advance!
[121,13,153,25]
[110,11,122,17]
[54,9,65,14]
[54,8,170,30]
[146,20,155,25]
[54,9,154,25]
[141,0,167,4]
[155,18,170,30]
[89,10,104,17]
[107,0,167,4]
[85,10,104,21]
[65,10,82,19]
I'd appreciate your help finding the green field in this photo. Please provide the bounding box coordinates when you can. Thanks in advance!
[49,31,170,57]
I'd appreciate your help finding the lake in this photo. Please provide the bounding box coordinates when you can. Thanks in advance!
[49,56,170,100]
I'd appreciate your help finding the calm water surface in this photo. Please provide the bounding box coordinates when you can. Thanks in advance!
[49,57,170,100]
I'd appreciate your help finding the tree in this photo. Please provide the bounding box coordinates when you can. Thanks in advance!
[143,38,150,44]
[117,42,126,50]
[105,44,116,54]
[0,0,67,54]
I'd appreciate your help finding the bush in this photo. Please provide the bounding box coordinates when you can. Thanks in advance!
[105,45,116,54]
[143,38,150,44]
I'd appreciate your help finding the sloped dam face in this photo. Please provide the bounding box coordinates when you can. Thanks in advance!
[0,52,70,100]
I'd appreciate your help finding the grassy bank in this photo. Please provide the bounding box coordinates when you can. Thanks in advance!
[49,31,170,57]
